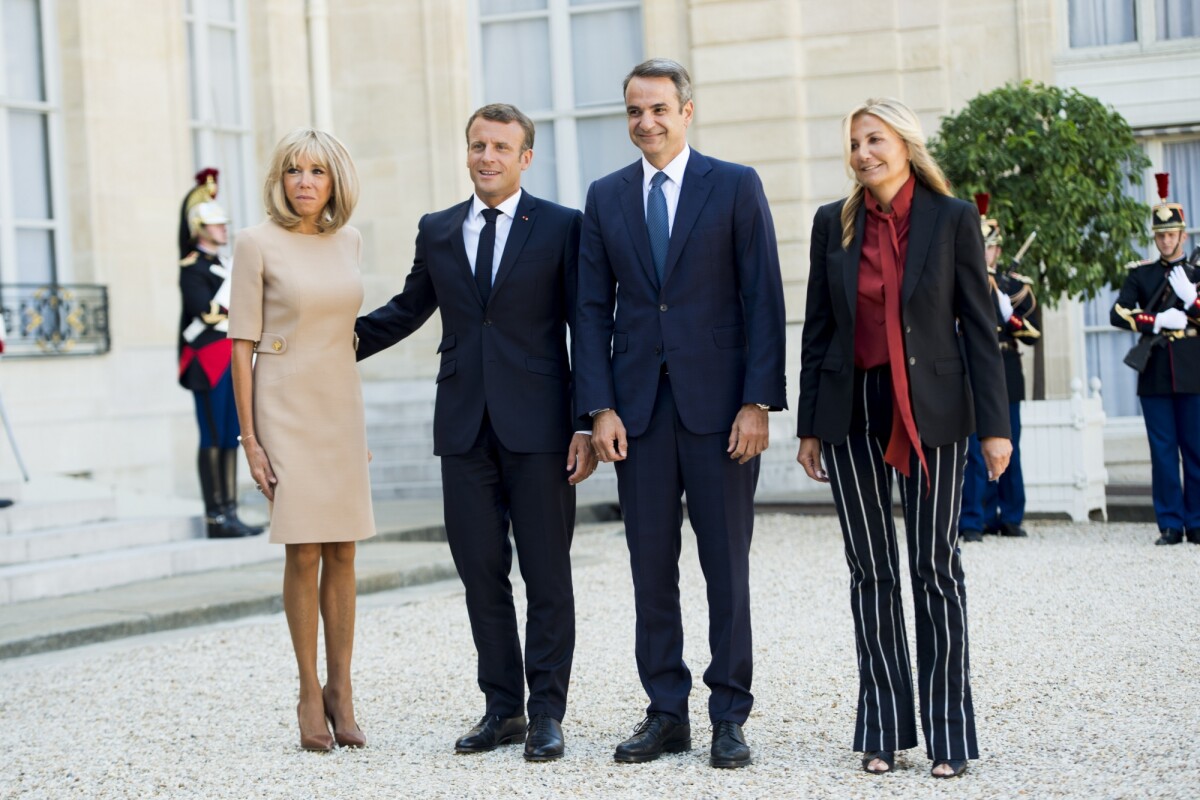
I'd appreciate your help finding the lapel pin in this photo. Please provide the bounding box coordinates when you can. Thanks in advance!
[521,215,529,221]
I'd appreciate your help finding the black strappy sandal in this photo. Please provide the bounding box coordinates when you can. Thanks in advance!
[931,759,968,778]
[861,750,895,774]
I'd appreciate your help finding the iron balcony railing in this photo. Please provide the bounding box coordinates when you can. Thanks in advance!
[0,283,111,357]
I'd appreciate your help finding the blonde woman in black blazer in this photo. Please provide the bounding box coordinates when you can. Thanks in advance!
[795,98,1011,779]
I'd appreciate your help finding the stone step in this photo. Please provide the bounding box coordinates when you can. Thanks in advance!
[0,534,280,605]
[369,461,445,485]
[0,516,202,566]
[0,494,117,536]
[365,419,435,439]
[366,438,437,460]
[370,480,444,500]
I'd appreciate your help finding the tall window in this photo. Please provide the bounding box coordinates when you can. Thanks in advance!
[183,0,254,231]
[1068,0,1200,47]
[1083,137,1199,419]
[0,0,65,285]
[473,0,644,209]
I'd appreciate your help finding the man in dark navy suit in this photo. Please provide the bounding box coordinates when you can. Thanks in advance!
[574,59,787,769]
[355,104,595,761]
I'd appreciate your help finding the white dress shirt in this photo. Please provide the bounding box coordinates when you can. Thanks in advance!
[641,144,690,235]
[463,189,522,280]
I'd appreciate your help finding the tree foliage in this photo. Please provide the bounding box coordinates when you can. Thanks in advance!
[929,81,1150,304]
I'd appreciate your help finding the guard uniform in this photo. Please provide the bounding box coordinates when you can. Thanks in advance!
[960,194,1040,539]
[1110,173,1200,544]
[178,181,260,539]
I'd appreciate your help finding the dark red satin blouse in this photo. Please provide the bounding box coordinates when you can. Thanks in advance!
[854,173,915,368]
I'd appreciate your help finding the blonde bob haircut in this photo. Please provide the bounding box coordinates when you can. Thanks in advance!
[839,97,952,249]
[263,128,359,234]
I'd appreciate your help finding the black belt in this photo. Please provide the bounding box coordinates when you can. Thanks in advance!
[998,341,1020,353]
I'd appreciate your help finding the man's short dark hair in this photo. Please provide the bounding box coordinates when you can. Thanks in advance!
[623,58,693,109]
[465,103,535,152]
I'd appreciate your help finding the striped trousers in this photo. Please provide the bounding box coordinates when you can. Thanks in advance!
[822,367,978,761]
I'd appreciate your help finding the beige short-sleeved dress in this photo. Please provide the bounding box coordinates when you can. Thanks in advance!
[228,220,376,544]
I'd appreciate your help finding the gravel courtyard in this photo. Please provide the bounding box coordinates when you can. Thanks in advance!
[2,514,1197,799]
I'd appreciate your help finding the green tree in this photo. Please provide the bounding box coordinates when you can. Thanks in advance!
[930,81,1151,304]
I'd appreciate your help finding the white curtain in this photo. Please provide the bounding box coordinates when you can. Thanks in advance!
[1157,0,1200,39]
[1163,140,1200,247]
[1069,0,1137,47]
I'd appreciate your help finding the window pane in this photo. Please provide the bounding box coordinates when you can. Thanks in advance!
[480,0,546,14]
[186,23,200,120]
[3,0,46,101]
[1068,0,1136,47]
[1163,140,1200,249]
[8,111,52,220]
[207,0,235,23]
[213,132,247,228]
[523,122,557,203]
[571,8,643,108]
[1157,0,1200,39]
[481,19,552,112]
[571,0,628,5]
[576,114,635,193]
[15,228,54,284]
[208,26,242,126]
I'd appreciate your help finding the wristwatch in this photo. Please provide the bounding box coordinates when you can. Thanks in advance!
[754,403,770,410]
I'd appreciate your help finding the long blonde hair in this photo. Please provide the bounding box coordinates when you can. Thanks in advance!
[839,98,952,249]
[263,128,359,234]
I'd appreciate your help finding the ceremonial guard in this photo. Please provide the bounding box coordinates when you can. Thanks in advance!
[1111,173,1200,545]
[178,172,261,538]
[960,194,1041,541]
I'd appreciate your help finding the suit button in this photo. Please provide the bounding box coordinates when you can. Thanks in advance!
[654,346,661,355]
[659,304,668,312]
[483,319,493,327]
[905,326,911,334]
[908,356,916,365]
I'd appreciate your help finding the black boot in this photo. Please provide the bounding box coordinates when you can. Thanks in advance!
[198,448,245,539]
[220,448,264,536]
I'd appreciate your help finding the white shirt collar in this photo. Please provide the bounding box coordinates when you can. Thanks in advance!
[641,144,690,189]
[471,188,522,220]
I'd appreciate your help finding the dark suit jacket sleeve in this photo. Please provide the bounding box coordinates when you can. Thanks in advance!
[953,203,1010,440]
[354,215,440,362]
[573,182,618,423]
[562,208,592,432]
[796,204,834,437]
[734,167,788,410]
[1110,270,1154,333]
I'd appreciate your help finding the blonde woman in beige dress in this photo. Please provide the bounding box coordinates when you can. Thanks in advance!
[229,129,375,752]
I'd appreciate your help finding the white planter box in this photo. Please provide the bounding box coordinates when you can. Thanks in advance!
[1020,379,1108,522]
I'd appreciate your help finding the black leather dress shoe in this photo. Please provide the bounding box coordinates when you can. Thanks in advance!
[960,529,983,543]
[454,714,526,753]
[1186,528,1200,544]
[614,713,692,763]
[1156,528,1184,546]
[524,715,564,762]
[998,522,1028,537]
[710,720,751,768]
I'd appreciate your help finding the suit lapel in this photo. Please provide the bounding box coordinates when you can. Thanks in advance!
[447,197,479,307]
[840,200,866,328]
[617,161,660,288]
[902,183,938,307]
[489,191,536,302]
[661,151,714,289]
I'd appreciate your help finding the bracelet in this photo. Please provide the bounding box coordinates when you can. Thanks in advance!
[237,434,256,443]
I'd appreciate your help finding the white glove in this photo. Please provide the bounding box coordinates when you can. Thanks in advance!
[995,288,1014,322]
[1168,265,1198,307]
[1154,307,1188,333]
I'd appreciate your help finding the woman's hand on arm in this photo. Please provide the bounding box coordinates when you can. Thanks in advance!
[231,338,278,501]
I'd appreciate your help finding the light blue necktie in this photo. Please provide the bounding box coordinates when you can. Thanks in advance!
[646,171,669,285]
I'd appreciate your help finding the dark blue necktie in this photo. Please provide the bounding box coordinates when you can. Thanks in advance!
[646,171,669,285]
[475,207,500,305]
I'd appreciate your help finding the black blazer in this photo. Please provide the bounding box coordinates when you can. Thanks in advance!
[797,182,1010,447]
[355,191,585,456]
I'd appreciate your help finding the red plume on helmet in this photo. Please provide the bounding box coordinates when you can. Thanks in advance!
[974,193,990,217]
[194,167,219,186]
[1155,172,1169,202]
